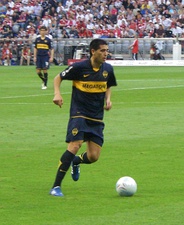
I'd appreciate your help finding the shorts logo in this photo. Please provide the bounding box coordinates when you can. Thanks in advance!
[72,128,78,136]
[103,71,108,78]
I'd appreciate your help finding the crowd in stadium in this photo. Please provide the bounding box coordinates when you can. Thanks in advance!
[1,0,184,65]
[0,0,184,40]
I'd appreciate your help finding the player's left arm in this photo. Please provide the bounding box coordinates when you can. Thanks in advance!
[104,88,112,111]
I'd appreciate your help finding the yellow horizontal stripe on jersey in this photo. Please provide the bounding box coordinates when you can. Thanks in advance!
[73,81,107,93]
[37,43,49,49]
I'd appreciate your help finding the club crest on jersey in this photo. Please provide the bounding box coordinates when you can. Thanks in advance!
[103,71,108,78]
[72,128,78,136]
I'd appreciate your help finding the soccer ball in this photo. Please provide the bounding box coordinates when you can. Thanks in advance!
[116,176,137,197]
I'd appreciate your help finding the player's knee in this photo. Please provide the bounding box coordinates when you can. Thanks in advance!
[68,141,82,154]
[88,153,99,163]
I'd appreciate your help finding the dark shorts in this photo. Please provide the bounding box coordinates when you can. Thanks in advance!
[36,55,50,69]
[66,117,105,147]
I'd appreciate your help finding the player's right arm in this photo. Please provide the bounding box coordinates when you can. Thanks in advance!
[53,74,63,108]
[33,47,37,63]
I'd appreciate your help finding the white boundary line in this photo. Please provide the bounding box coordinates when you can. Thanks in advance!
[114,85,184,91]
[0,92,71,99]
[0,85,184,100]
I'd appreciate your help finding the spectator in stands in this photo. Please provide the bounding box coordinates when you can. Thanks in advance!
[12,11,20,23]
[129,19,137,31]
[20,45,31,65]
[108,30,116,38]
[114,0,123,10]
[61,29,69,38]
[49,0,58,10]
[154,24,165,38]
[109,5,118,24]
[17,11,27,29]
[56,2,65,16]
[84,9,93,23]
[124,26,136,38]
[165,26,173,37]
[170,23,183,37]
[1,44,12,66]
[42,13,52,28]
[2,21,12,38]
[114,25,122,38]
[140,1,151,15]
[126,8,134,22]
[161,15,172,29]
[58,14,68,29]
[86,20,95,31]
[28,29,37,42]
[7,0,15,9]
[41,0,50,18]
[69,26,79,38]
[116,13,127,27]
[6,7,14,16]
[19,27,27,38]
[0,2,6,16]
[33,2,43,18]
[78,27,92,38]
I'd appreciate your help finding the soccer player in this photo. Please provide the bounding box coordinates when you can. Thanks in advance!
[33,26,54,90]
[50,39,117,197]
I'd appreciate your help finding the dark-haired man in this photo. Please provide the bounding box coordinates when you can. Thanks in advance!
[50,39,117,196]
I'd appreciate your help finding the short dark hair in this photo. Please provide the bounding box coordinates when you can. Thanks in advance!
[39,26,47,31]
[89,39,108,57]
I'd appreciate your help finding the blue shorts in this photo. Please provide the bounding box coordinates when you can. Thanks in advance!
[36,55,50,69]
[66,117,105,147]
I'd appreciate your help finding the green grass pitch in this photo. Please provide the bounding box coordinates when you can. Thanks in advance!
[0,65,184,225]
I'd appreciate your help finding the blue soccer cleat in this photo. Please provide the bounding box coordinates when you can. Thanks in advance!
[49,186,64,197]
[71,161,80,181]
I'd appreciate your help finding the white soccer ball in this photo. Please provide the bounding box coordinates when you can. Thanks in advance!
[116,176,137,197]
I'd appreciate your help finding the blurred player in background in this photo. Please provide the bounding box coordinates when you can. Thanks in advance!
[33,26,54,90]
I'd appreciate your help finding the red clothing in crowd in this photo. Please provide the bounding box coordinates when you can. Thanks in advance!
[1,46,12,60]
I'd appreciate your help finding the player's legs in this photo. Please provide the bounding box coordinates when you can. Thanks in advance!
[50,140,83,195]
[43,69,48,87]
[86,141,101,162]
[73,140,101,165]
[36,68,45,82]
[36,56,47,88]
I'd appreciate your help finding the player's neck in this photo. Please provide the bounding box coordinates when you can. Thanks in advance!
[90,58,101,70]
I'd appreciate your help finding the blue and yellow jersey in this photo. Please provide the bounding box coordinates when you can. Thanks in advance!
[34,36,53,56]
[60,59,117,121]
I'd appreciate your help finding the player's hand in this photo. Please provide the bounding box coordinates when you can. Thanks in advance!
[53,94,63,108]
[104,100,112,111]
[49,58,53,63]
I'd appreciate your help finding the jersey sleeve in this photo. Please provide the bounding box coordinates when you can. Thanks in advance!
[107,65,117,88]
[60,64,81,80]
